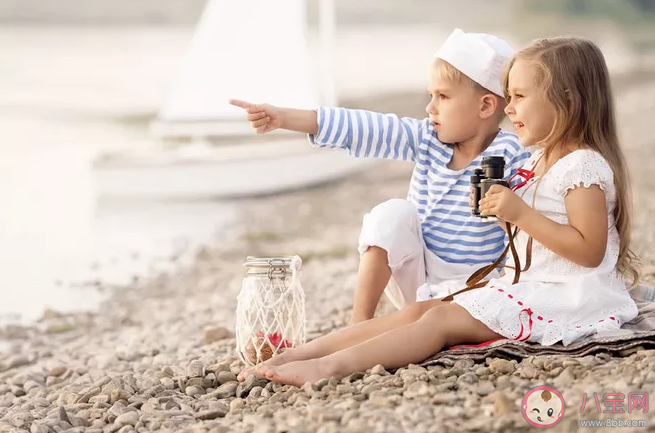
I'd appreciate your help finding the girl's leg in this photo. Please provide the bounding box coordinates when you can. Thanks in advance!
[262,303,501,386]
[238,298,447,381]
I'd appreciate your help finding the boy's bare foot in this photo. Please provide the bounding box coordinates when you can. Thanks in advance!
[257,358,337,386]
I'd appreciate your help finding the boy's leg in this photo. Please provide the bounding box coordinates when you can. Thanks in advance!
[262,303,502,386]
[351,199,426,324]
[350,246,391,324]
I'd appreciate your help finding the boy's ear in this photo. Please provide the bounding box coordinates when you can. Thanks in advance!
[480,93,498,119]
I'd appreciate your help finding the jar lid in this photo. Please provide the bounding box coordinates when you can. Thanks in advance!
[244,256,302,275]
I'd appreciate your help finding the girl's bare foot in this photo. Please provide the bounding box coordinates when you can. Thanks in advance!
[238,348,302,381]
[236,366,257,382]
[257,358,337,386]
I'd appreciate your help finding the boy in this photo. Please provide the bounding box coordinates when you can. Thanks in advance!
[230,28,531,324]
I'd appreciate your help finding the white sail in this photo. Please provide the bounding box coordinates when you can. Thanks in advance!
[154,0,325,137]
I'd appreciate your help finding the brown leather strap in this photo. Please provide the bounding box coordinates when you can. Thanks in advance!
[503,234,533,273]
[466,222,521,286]
[523,236,533,271]
[441,222,533,302]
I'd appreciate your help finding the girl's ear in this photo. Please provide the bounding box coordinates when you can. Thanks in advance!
[564,89,574,108]
[480,93,498,120]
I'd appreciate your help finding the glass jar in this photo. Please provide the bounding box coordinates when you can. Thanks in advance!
[235,256,306,366]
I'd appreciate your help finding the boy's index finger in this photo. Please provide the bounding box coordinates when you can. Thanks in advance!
[228,99,255,110]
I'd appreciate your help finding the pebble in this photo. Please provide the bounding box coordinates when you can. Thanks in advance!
[160,377,175,390]
[403,381,431,398]
[114,411,139,426]
[212,383,238,399]
[488,359,515,374]
[185,386,204,397]
[229,398,246,412]
[520,365,538,379]
[196,409,227,420]
[237,375,262,398]
[187,360,204,378]
[457,372,479,384]
[217,371,238,385]
[465,380,496,396]
[370,365,389,376]
[474,366,490,377]
[203,327,233,343]
[554,366,576,389]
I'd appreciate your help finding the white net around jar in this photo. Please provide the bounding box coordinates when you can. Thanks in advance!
[235,256,306,366]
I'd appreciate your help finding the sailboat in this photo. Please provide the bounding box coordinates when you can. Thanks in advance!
[94,0,371,200]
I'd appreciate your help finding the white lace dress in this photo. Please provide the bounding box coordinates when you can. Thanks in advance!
[422,148,639,346]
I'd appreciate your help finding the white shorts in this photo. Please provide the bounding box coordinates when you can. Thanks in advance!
[358,199,499,309]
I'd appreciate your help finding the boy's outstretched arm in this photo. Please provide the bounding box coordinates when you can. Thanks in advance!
[228,99,318,135]
[309,107,423,163]
[229,99,425,163]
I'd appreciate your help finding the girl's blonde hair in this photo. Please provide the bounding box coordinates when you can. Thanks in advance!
[503,37,640,287]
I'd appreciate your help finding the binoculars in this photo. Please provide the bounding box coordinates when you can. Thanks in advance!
[470,156,506,222]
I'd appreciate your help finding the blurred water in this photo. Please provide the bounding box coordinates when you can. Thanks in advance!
[0,26,237,324]
[0,120,236,324]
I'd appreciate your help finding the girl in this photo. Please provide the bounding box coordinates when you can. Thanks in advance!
[240,37,640,387]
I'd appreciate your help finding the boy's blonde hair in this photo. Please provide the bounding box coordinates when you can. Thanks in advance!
[503,37,640,287]
[433,59,507,122]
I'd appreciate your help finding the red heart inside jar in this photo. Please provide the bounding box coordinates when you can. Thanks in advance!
[245,332,294,364]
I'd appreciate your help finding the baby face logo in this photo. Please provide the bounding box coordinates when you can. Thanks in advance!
[522,386,565,428]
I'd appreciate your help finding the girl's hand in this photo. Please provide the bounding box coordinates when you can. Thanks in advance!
[479,185,530,224]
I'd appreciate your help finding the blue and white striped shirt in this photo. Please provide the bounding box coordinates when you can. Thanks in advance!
[309,107,531,266]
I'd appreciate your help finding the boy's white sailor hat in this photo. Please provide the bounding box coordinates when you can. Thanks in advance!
[435,28,515,97]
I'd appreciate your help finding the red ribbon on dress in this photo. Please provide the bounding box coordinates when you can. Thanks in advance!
[514,308,534,341]
[508,168,535,191]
